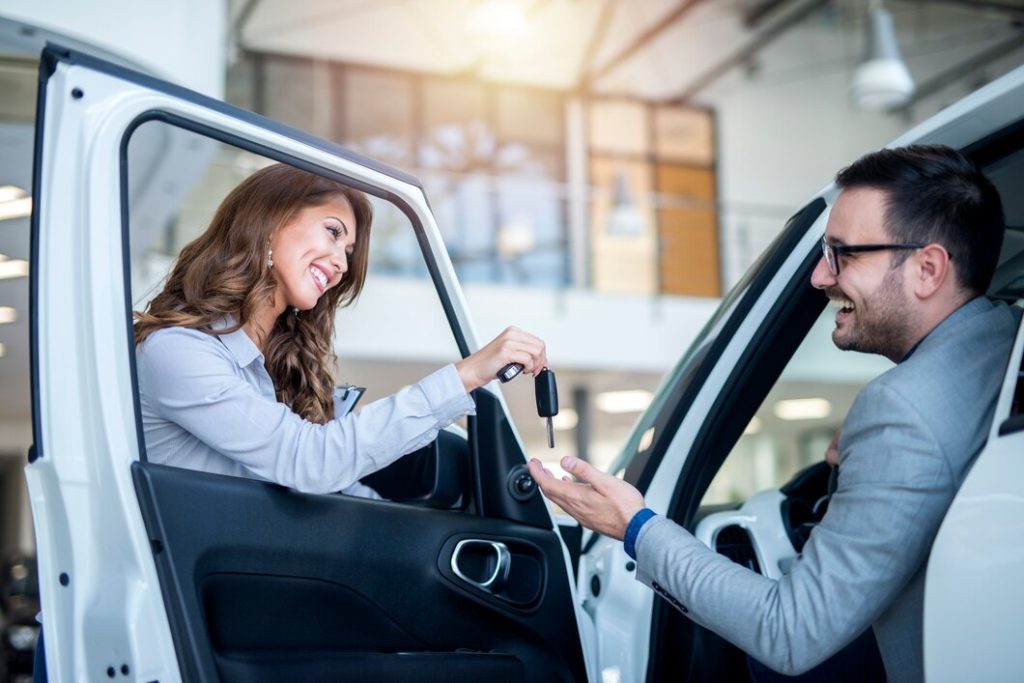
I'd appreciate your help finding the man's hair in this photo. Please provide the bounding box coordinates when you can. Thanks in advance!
[835,144,1004,296]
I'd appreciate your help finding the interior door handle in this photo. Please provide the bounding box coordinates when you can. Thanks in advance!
[450,539,511,594]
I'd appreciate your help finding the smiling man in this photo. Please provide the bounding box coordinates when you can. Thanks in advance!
[529,145,1021,682]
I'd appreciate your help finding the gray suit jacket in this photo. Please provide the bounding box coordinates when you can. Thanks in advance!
[635,297,1021,681]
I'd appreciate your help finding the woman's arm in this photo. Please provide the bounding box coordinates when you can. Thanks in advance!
[138,326,546,494]
[138,328,471,493]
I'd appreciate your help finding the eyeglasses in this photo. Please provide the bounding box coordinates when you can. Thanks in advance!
[820,235,926,276]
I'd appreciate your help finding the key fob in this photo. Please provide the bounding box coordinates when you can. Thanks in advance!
[535,368,558,417]
[535,368,558,448]
[497,362,524,383]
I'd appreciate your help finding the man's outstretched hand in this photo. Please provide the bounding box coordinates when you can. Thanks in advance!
[528,456,646,540]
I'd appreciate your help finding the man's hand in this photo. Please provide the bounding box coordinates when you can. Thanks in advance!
[528,456,645,540]
[825,429,841,467]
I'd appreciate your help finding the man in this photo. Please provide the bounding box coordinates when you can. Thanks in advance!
[528,145,1020,682]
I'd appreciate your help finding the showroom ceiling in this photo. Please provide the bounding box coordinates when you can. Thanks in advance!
[232,0,1024,109]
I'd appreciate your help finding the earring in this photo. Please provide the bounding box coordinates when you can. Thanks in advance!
[292,306,299,316]
[266,248,274,268]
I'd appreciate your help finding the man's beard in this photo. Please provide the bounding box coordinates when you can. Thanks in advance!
[830,267,914,360]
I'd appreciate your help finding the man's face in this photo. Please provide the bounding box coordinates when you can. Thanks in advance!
[810,187,917,361]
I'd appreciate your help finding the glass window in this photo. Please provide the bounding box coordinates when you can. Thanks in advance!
[126,120,464,494]
[338,67,415,166]
[589,156,657,294]
[0,58,37,123]
[421,78,488,138]
[496,88,563,146]
[588,100,649,156]
[261,55,333,139]
[654,106,714,166]
[701,308,892,505]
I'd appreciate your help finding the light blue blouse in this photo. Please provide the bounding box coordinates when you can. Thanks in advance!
[135,321,475,495]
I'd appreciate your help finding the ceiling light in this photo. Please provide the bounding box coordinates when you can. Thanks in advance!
[0,186,26,203]
[744,417,762,435]
[595,390,653,414]
[774,398,831,421]
[468,0,528,49]
[551,409,578,431]
[0,307,17,324]
[0,186,31,221]
[0,342,5,357]
[851,2,914,111]
[0,256,29,279]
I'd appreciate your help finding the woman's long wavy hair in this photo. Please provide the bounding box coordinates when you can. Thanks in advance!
[134,163,373,424]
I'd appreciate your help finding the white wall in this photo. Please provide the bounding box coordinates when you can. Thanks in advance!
[0,0,229,558]
[1,0,227,97]
[703,19,1024,288]
[708,66,906,286]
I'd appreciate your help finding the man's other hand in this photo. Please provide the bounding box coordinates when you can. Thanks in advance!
[825,429,841,467]
[528,456,645,540]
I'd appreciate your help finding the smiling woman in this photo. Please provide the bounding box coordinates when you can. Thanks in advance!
[135,164,373,426]
[136,163,372,428]
[131,159,549,496]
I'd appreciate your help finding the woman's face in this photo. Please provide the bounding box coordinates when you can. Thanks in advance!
[269,195,357,312]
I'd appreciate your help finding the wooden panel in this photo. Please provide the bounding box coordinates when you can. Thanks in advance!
[656,164,720,297]
[654,107,714,166]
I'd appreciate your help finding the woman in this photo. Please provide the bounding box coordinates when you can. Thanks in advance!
[134,163,547,495]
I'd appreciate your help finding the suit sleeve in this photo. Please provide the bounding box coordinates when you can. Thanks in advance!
[634,380,954,675]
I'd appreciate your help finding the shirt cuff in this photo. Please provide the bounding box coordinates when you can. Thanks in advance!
[624,508,657,560]
[419,364,476,427]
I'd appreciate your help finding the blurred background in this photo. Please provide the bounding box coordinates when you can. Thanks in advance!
[0,1,1022,675]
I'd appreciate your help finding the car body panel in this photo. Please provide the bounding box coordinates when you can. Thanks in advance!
[924,314,1024,682]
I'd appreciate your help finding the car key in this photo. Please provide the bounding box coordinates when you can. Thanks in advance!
[535,367,558,448]
[497,362,524,383]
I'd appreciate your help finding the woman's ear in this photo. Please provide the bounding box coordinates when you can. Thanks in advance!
[913,243,951,299]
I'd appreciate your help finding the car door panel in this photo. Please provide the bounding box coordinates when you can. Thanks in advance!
[134,462,584,683]
[924,308,1024,682]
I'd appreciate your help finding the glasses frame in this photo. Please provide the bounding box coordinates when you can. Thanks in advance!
[820,235,927,276]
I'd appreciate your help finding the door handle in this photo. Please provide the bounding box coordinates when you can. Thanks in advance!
[450,539,511,594]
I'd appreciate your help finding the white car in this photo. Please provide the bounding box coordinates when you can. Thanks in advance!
[27,44,1024,682]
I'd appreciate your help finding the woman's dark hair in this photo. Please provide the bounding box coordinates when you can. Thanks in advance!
[835,144,1004,296]
[135,163,373,423]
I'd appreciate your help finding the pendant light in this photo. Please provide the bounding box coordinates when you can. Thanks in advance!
[851,0,915,111]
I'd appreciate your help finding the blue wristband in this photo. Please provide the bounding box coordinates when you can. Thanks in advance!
[623,508,657,560]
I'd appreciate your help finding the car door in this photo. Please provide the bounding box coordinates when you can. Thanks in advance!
[922,249,1024,680]
[25,44,590,683]
[581,65,1024,682]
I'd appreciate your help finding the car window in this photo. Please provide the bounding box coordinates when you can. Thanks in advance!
[126,119,465,492]
[700,306,891,505]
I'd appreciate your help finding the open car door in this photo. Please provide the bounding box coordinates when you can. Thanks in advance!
[924,307,1024,681]
[25,45,589,683]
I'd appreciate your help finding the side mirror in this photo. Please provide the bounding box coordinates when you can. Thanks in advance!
[360,430,469,509]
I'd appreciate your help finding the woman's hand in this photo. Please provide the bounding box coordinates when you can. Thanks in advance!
[455,326,548,392]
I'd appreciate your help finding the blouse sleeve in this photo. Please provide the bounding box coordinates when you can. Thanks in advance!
[137,328,475,494]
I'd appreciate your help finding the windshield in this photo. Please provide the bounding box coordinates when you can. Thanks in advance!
[612,198,828,481]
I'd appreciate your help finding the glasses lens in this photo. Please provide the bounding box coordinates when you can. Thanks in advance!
[821,239,837,275]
